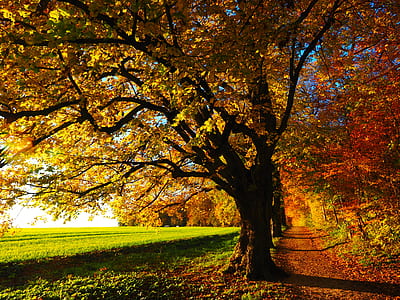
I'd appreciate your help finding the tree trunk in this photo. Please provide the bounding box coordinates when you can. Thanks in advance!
[225,193,286,280]
[333,205,339,225]
[357,212,367,240]
[281,205,287,227]
[272,165,283,237]
[272,198,283,238]
[322,201,327,221]
[224,163,287,280]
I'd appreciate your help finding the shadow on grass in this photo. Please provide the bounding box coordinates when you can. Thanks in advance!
[284,273,400,297]
[0,232,238,288]
[0,231,153,243]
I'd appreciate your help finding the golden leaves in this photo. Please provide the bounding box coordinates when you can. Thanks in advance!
[0,8,15,22]
[48,7,71,22]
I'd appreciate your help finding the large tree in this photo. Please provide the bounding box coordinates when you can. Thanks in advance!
[0,0,382,279]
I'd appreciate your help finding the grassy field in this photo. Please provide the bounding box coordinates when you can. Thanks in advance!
[0,226,238,263]
[0,226,295,299]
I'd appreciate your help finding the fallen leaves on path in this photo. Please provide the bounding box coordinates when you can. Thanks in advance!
[274,226,400,299]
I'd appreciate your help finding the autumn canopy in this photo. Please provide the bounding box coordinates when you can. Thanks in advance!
[0,0,399,280]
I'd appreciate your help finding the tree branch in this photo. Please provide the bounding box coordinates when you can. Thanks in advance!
[32,120,79,146]
[0,100,80,123]
[123,159,210,179]
[156,187,213,213]
[139,180,170,213]
[278,0,343,135]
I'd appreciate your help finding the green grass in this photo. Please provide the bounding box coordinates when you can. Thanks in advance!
[0,226,239,263]
[0,228,293,299]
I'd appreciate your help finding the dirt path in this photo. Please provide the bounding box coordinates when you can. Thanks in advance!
[275,226,400,299]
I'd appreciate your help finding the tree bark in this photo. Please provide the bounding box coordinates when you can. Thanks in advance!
[272,165,283,237]
[225,193,287,280]
[224,162,286,280]
[272,199,283,238]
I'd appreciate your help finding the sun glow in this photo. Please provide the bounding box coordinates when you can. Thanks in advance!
[6,136,34,154]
